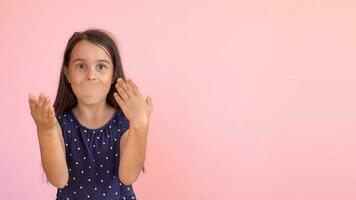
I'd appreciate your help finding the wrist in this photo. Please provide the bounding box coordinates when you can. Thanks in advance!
[36,125,57,135]
[130,120,149,132]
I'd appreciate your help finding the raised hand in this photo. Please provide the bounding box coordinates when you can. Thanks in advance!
[28,92,57,131]
[113,78,153,128]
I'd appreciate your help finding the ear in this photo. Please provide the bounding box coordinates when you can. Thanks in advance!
[64,66,71,83]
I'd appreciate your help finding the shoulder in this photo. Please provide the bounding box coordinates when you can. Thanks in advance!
[113,108,130,134]
[116,108,129,126]
[55,109,72,126]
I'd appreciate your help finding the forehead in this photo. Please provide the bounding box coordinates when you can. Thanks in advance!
[70,40,112,62]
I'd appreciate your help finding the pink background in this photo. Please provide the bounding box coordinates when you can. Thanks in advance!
[1,0,356,199]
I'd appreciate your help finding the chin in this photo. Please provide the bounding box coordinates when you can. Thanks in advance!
[79,96,101,105]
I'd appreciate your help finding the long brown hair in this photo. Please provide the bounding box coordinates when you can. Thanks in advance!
[44,28,145,186]
[53,28,124,114]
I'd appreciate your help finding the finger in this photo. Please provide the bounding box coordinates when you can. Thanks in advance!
[41,96,50,120]
[117,78,134,97]
[36,93,45,114]
[118,87,129,101]
[115,83,129,101]
[48,105,55,123]
[32,94,39,117]
[113,92,125,106]
[146,95,153,115]
[45,97,52,121]
[127,79,142,96]
[146,95,153,108]
[28,93,37,116]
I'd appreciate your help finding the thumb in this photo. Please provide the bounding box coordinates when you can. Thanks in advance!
[146,95,153,112]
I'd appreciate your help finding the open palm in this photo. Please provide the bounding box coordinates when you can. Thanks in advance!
[28,92,57,131]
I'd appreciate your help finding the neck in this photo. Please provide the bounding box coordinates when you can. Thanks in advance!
[73,102,114,122]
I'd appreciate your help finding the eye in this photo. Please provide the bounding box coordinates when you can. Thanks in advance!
[76,63,85,70]
[97,64,107,70]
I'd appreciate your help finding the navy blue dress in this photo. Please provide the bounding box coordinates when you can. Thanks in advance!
[55,108,137,200]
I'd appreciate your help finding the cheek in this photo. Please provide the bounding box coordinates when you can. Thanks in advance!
[71,76,83,84]
[101,73,114,85]
[68,71,85,83]
[103,78,114,92]
[104,76,114,85]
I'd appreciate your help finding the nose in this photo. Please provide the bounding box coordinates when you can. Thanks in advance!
[86,65,97,81]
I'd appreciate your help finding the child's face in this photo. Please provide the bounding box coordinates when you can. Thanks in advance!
[64,40,114,106]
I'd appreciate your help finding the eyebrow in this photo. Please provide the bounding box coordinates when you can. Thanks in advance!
[71,58,111,64]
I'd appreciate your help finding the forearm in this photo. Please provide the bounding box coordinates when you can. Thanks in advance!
[37,124,68,188]
[119,123,148,185]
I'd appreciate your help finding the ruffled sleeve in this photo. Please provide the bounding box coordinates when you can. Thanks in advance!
[55,112,69,150]
[118,110,130,137]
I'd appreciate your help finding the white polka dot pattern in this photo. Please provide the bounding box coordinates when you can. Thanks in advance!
[55,108,135,199]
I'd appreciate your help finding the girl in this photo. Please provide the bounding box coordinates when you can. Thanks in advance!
[28,29,153,199]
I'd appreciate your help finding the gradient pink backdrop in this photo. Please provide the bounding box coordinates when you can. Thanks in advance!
[0,0,355,199]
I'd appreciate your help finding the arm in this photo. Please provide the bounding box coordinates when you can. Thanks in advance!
[37,122,68,188]
[113,78,153,185]
[28,93,69,188]
[118,123,148,185]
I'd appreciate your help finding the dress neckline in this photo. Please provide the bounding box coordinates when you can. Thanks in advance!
[69,108,118,132]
